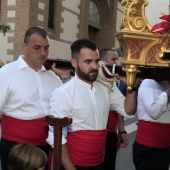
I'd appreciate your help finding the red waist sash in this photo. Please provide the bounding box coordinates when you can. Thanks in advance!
[66,129,107,167]
[136,120,170,148]
[2,115,48,145]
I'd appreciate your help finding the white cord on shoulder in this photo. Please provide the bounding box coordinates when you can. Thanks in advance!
[102,64,116,76]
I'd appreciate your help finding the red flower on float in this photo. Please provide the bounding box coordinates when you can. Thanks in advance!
[151,14,170,34]
[159,14,170,21]
[151,14,170,47]
[151,21,170,34]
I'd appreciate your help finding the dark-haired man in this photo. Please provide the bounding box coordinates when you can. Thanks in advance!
[0,27,62,170]
[100,48,129,170]
[47,39,137,170]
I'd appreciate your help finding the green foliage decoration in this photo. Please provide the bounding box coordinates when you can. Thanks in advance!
[0,25,11,35]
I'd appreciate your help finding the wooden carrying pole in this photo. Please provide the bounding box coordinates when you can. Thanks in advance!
[45,115,72,170]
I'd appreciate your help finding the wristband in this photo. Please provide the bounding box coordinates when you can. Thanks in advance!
[129,84,140,92]
[120,131,127,135]
[131,86,138,91]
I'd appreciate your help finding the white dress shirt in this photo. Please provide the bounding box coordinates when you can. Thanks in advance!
[137,79,170,123]
[47,74,134,146]
[0,55,62,120]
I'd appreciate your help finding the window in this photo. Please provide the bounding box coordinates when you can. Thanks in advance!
[88,25,99,42]
[88,1,100,42]
[89,1,100,24]
[48,0,55,28]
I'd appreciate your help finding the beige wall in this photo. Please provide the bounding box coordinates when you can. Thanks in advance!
[0,0,16,63]
[1,0,170,63]
[49,39,71,59]
[145,0,169,27]
[115,1,124,49]
[48,0,81,60]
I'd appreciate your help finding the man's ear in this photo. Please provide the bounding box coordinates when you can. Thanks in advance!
[71,58,77,68]
[22,43,27,53]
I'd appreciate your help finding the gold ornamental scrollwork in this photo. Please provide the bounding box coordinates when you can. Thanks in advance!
[156,46,170,65]
[116,0,170,89]
[121,0,150,32]
[122,65,141,90]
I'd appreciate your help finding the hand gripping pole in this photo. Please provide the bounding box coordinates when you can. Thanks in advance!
[45,115,72,170]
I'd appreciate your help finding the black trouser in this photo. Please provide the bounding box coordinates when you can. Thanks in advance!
[133,141,170,170]
[104,132,118,170]
[0,137,49,170]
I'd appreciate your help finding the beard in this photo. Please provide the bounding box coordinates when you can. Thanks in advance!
[77,65,98,82]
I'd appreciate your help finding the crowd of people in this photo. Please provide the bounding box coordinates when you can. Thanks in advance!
[0,26,169,170]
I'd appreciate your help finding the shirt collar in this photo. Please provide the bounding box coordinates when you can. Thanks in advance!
[74,73,96,90]
[17,55,46,71]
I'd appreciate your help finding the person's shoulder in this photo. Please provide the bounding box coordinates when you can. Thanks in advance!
[139,79,161,91]
[141,79,156,86]
[94,81,111,93]
[1,60,17,72]
[47,69,59,77]
[52,78,75,97]
[46,70,61,80]
[56,77,75,90]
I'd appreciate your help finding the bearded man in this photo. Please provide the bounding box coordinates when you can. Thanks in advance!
[47,38,137,170]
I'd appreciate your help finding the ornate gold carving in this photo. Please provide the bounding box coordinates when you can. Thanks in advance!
[115,0,170,89]
[121,0,150,32]
[122,65,141,90]
[156,46,170,64]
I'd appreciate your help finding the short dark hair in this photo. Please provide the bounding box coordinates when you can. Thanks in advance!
[7,143,48,170]
[99,48,115,60]
[24,27,48,44]
[70,38,97,60]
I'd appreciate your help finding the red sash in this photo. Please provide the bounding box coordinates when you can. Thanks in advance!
[136,120,170,148]
[66,129,107,166]
[2,115,48,145]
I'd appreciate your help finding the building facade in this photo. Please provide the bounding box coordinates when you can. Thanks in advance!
[0,0,169,63]
[0,0,123,63]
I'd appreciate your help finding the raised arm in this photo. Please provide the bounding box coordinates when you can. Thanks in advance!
[124,89,137,115]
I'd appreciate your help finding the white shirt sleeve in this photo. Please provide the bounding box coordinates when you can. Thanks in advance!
[110,83,135,118]
[47,89,70,146]
[46,126,68,147]
[46,126,54,148]
[0,70,9,113]
[138,80,169,120]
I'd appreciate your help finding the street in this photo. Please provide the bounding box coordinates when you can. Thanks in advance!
[116,116,137,170]
[116,116,170,170]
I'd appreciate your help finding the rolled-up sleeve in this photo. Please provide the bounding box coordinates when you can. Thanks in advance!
[47,126,68,147]
[110,84,135,118]
[47,89,71,146]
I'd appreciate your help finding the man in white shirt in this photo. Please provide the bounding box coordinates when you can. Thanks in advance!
[47,38,137,170]
[0,27,62,170]
[0,60,5,122]
[99,48,129,170]
[133,79,170,170]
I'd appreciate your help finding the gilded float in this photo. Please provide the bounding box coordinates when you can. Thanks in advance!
[115,0,170,89]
